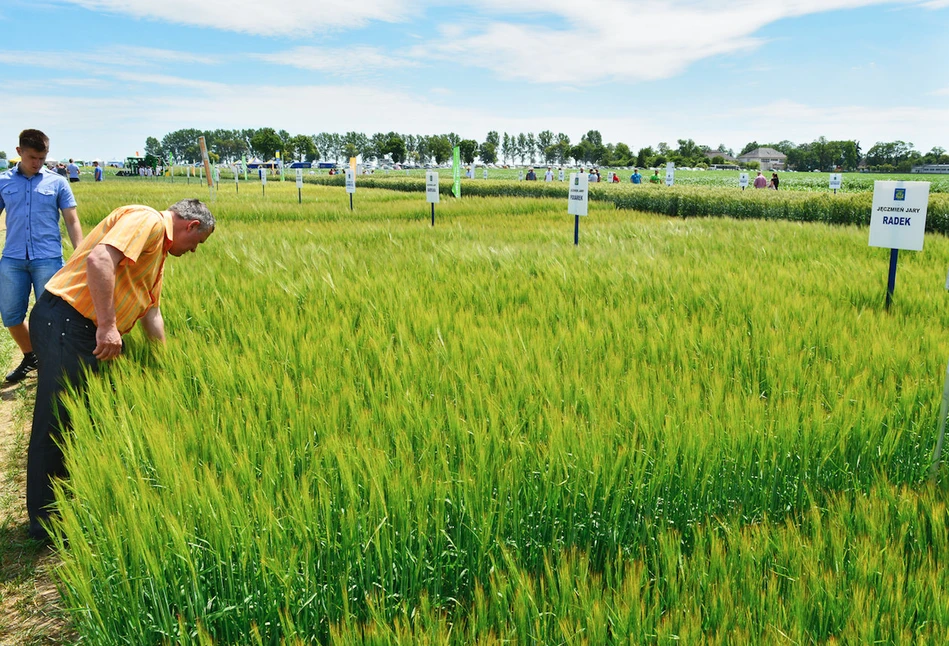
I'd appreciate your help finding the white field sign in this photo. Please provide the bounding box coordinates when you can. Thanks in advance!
[426,172,440,204]
[568,172,589,216]
[830,173,843,190]
[739,173,749,189]
[261,170,266,186]
[483,168,488,180]
[868,181,930,251]
[345,170,356,194]
[665,162,675,187]
[296,168,303,189]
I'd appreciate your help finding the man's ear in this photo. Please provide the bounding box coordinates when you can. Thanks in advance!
[187,220,201,232]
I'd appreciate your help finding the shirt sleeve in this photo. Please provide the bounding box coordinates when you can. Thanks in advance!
[58,180,78,210]
[100,208,165,264]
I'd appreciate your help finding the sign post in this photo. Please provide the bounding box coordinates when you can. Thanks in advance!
[665,162,675,187]
[452,146,461,198]
[261,167,266,196]
[198,136,214,201]
[739,172,749,191]
[868,181,930,310]
[483,168,488,180]
[234,164,239,193]
[426,171,440,226]
[829,173,842,195]
[345,169,356,210]
[296,168,303,203]
[568,172,589,246]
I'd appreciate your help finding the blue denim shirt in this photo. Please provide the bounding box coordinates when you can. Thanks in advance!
[0,165,77,260]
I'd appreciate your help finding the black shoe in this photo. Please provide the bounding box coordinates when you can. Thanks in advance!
[27,522,52,545]
[6,352,38,383]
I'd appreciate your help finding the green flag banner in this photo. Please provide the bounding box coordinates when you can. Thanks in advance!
[241,154,248,181]
[452,146,461,198]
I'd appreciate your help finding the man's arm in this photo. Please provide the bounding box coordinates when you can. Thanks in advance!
[140,307,165,343]
[86,244,124,360]
[61,207,83,250]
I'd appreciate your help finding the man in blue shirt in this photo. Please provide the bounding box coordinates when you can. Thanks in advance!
[66,159,80,183]
[0,130,83,382]
[93,161,103,182]
[630,168,642,184]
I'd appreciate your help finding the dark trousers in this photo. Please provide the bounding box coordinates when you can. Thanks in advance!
[26,291,98,534]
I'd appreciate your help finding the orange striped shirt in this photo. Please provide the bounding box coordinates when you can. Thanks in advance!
[46,205,173,334]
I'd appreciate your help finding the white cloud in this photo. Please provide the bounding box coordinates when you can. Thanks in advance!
[59,0,416,36]
[5,81,948,160]
[253,46,417,74]
[422,0,929,84]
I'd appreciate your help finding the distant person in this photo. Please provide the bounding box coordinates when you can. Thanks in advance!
[753,171,768,188]
[544,168,554,182]
[630,168,642,184]
[0,129,84,384]
[612,173,620,183]
[66,159,80,183]
[26,199,215,543]
[466,166,474,179]
[588,169,596,182]
[55,163,67,178]
[525,167,537,181]
[93,161,103,182]
[770,172,779,190]
[649,169,661,184]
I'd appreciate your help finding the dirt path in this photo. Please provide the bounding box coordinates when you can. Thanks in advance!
[0,354,73,645]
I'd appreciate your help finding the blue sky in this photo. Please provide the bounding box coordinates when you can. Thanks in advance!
[3,0,947,161]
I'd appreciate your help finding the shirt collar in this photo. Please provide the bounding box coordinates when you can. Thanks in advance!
[160,211,175,252]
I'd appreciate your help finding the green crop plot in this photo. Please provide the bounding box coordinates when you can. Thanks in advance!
[49,180,949,643]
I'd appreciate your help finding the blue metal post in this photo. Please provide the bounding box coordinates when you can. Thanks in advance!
[885,248,899,310]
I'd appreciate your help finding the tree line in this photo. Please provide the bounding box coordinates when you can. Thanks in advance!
[143,128,949,172]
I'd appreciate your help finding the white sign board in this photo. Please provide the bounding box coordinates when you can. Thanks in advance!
[213,167,220,184]
[296,168,303,188]
[483,168,488,180]
[568,172,589,216]
[829,173,842,190]
[233,166,239,183]
[739,172,749,188]
[868,181,930,251]
[558,169,565,182]
[665,162,675,187]
[426,171,440,204]
[260,171,266,185]
[345,170,356,194]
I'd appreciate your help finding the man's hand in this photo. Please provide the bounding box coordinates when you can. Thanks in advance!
[93,323,123,360]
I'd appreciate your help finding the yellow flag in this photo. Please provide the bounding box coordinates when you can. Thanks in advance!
[350,157,357,173]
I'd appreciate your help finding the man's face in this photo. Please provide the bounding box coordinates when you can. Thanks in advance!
[16,146,47,177]
[169,219,213,257]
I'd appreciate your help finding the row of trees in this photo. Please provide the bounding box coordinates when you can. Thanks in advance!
[144,128,948,172]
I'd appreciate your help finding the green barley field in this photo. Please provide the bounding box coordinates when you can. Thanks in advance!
[45,179,949,643]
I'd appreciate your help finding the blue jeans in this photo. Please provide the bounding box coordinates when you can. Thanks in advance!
[0,256,64,326]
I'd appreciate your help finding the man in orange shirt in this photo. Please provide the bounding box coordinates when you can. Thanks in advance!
[26,198,214,542]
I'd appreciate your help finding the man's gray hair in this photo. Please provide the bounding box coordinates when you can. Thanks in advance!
[169,199,216,232]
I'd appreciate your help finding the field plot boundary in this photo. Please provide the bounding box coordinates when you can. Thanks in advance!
[302,175,949,235]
